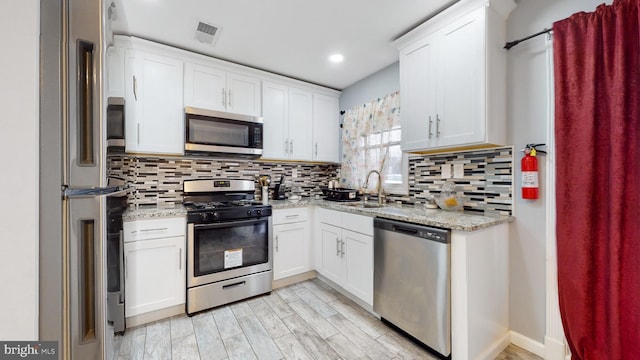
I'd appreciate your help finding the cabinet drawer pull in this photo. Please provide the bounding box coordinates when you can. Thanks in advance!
[178,248,182,270]
[140,227,169,232]
[285,214,299,219]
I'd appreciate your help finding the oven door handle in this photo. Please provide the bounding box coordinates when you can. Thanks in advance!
[192,218,268,229]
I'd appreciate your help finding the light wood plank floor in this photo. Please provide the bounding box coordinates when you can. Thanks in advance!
[112,278,541,360]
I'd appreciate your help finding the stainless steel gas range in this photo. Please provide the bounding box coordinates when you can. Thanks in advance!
[183,179,273,315]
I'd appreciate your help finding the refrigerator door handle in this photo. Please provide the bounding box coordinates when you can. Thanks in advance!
[63,185,129,199]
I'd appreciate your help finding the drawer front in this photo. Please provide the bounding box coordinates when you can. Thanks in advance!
[123,217,186,242]
[342,212,373,236]
[317,207,342,226]
[273,207,309,225]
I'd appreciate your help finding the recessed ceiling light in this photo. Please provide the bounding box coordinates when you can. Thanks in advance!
[329,54,344,63]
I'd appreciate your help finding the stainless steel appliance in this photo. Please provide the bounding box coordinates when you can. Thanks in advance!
[106,178,128,334]
[39,0,122,359]
[106,97,125,152]
[184,107,264,157]
[373,218,451,358]
[183,179,273,315]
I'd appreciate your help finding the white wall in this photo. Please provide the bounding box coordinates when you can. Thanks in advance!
[339,62,399,112]
[506,0,612,345]
[0,0,39,340]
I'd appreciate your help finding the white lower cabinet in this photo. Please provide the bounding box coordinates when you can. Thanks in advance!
[123,217,186,318]
[272,208,311,281]
[316,208,374,305]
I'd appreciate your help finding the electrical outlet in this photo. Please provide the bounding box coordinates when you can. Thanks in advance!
[453,163,464,178]
[441,164,452,179]
[291,168,298,178]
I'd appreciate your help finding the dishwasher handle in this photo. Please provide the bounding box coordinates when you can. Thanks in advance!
[374,217,450,244]
[392,225,418,235]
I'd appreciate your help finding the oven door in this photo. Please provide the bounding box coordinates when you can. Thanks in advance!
[187,217,272,288]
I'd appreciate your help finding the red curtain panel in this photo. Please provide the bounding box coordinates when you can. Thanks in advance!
[553,0,640,359]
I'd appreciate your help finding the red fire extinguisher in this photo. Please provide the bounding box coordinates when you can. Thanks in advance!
[521,144,546,199]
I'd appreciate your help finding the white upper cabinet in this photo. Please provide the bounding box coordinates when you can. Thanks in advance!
[106,46,125,98]
[262,81,314,161]
[262,81,289,159]
[312,93,340,163]
[124,49,184,155]
[287,87,313,161]
[184,62,261,116]
[396,0,515,152]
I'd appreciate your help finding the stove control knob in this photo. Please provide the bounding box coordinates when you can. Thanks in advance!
[256,209,262,217]
[247,209,253,217]
[199,213,209,221]
[212,211,221,220]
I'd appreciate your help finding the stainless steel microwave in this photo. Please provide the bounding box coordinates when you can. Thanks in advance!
[184,107,263,158]
[106,97,125,152]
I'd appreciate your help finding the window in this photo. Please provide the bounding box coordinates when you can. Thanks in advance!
[341,91,408,195]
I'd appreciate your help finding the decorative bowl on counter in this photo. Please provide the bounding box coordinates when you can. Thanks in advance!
[435,181,464,211]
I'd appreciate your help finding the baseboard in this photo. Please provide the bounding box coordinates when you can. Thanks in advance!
[544,334,567,360]
[126,304,185,328]
[476,331,511,360]
[510,331,545,358]
[272,270,316,289]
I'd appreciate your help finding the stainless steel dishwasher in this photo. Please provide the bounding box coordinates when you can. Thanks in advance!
[373,217,451,358]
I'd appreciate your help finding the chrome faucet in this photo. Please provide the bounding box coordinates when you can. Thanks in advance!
[363,170,385,205]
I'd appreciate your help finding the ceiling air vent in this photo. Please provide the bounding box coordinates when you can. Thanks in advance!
[194,21,221,45]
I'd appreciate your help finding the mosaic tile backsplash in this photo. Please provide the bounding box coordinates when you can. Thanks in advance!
[108,146,513,215]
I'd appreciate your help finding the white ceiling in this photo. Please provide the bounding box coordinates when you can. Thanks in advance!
[109,0,457,90]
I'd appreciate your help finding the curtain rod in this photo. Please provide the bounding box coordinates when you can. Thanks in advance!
[504,28,552,50]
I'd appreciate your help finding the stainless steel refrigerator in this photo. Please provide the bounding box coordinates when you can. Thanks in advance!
[39,0,117,359]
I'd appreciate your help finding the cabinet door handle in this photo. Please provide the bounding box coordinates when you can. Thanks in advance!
[178,248,182,270]
[428,115,433,139]
[336,237,340,256]
[284,140,289,154]
[275,234,279,251]
[227,89,232,108]
[222,88,226,107]
[315,142,318,156]
[141,227,168,232]
[340,239,345,258]
[436,114,441,137]
[137,123,140,144]
[133,75,137,101]
[290,140,293,154]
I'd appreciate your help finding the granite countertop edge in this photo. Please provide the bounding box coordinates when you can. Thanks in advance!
[269,199,514,231]
[122,199,514,232]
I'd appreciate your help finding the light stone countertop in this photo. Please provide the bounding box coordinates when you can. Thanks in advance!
[271,199,514,231]
[122,204,187,222]
[122,199,513,231]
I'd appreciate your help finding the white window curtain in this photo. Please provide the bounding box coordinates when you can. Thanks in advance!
[340,91,407,194]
